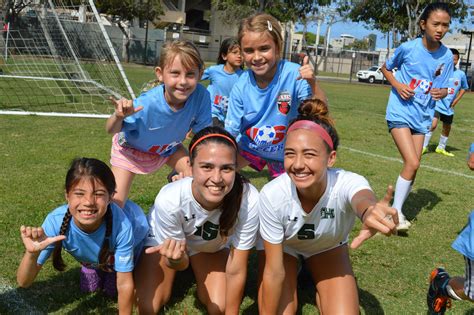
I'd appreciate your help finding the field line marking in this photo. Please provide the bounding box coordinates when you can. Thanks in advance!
[0,278,40,313]
[340,146,474,179]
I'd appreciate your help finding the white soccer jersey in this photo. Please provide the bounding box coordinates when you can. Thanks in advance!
[259,169,371,257]
[146,177,259,255]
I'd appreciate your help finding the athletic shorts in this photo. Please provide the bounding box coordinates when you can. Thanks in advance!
[464,256,474,300]
[240,150,285,179]
[386,120,425,135]
[434,111,454,125]
[110,133,168,174]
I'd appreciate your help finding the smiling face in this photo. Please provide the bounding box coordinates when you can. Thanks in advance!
[241,31,279,87]
[191,142,236,210]
[223,45,243,70]
[155,55,201,110]
[284,129,336,201]
[66,178,111,233]
[420,9,450,49]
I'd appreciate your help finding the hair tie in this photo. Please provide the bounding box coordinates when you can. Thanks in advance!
[267,20,273,31]
[287,120,334,150]
[190,133,237,155]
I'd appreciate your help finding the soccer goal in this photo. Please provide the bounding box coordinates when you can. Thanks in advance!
[0,0,135,118]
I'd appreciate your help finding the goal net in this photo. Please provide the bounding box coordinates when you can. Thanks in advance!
[0,0,135,118]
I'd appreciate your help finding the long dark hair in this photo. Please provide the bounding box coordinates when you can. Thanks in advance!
[189,126,248,237]
[289,98,339,153]
[418,2,451,36]
[52,158,116,271]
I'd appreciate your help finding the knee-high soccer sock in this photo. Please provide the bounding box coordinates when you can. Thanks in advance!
[392,175,412,219]
[423,131,432,149]
[438,135,448,150]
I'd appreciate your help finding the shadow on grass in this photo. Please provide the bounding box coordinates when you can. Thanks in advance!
[404,188,441,220]
[425,143,461,154]
[0,267,117,314]
[359,287,384,314]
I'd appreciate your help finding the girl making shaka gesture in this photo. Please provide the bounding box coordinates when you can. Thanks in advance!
[135,126,259,314]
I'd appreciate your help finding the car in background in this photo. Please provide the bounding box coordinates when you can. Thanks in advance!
[356,66,386,84]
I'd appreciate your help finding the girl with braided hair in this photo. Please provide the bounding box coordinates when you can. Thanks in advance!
[16,158,148,314]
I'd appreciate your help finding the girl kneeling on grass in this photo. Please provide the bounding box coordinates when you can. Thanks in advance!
[135,126,259,314]
[259,98,398,314]
[17,158,149,314]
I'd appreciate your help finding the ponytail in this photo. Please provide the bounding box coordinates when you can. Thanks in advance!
[98,205,114,272]
[52,209,72,271]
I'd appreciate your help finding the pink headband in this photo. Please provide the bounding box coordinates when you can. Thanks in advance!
[287,120,334,150]
[190,133,237,155]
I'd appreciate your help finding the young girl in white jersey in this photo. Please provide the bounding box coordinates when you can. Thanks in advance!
[106,40,211,208]
[202,37,243,128]
[259,98,398,314]
[224,13,327,178]
[380,2,453,231]
[134,126,259,314]
[16,158,149,314]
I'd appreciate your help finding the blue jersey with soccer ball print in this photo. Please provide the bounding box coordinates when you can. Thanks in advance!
[202,64,243,123]
[37,200,149,272]
[119,84,211,156]
[385,37,454,133]
[225,60,312,162]
[435,68,468,116]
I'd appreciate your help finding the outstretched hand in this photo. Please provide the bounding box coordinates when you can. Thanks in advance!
[350,186,398,249]
[110,97,143,119]
[145,238,186,261]
[20,226,66,254]
[297,55,315,82]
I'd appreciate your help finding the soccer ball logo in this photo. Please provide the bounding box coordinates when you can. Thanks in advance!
[255,126,276,145]
[220,96,229,114]
[418,79,432,94]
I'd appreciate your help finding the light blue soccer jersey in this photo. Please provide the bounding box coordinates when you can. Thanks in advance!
[225,60,312,162]
[120,84,211,156]
[37,201,149,272]
[452,211,474,260]
[385,37,454,133]
[202,64,243,122]
[435,69,469,116]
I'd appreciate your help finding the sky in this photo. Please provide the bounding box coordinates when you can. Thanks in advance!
[300,18,471,50]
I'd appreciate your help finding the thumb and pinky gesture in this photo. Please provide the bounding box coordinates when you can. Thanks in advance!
[110,97,143,119]
[145,238,186,262]
[350,186,398,250]
[20,226,66,253]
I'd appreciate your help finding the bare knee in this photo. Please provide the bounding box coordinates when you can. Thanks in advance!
[136,291,171,315]
[404,158,420,174]
[205,301,225,315]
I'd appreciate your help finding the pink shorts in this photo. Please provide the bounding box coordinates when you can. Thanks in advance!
[110,133,168,174]
[240,150,285,179]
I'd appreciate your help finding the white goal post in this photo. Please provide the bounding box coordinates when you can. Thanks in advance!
[0,0,135,118]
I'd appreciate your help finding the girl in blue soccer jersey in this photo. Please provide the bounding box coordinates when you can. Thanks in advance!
[134,127,259,314]
[259,98,398,314]
[202,37,243,128]
[106,40,211,208]
[225,13,327,179]
[380,2,454,232]
[16,158,149,314]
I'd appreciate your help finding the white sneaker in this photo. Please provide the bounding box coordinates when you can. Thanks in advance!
[396,215,411,232]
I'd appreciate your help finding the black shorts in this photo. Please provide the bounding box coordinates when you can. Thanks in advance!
[434,111,454,125]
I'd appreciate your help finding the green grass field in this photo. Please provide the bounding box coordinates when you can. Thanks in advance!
[0,69,473,314]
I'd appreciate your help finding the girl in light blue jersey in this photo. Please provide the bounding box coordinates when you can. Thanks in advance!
[225,13,327,179]
[17,158,149,314]
[380,2,454,232]
[202,37,243,127]
[106,41,211,208]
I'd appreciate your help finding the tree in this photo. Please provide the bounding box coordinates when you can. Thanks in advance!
[95,0,163,62]
[339,0,469,46]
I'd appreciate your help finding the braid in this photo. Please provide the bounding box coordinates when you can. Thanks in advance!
[98,206,113,271]
[52,209,71,271]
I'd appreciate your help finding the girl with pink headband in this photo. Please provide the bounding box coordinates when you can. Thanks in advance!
[258,98,398,314]
[135,126,259,314]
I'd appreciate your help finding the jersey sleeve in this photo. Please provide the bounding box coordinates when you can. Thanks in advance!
[191,87,212,134]
[258,189,284,244]
[385,44,406,71]
[225,83,244,138]
[201,67,211,81]
[461,72,469,90]
[148,192,186,245]
[340,172,373,212]
[113,215,135,272]
[229,185,259,250]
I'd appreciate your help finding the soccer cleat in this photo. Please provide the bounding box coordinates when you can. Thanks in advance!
[396,213,411,232]
[435,148,454,157]
[427,268,451,314]
[422,147,428,155]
